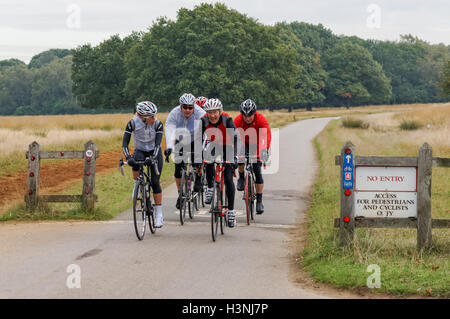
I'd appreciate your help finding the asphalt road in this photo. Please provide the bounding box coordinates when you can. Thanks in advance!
[0,117,337,299]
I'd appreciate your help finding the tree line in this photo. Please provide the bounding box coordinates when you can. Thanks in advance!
[0,3,449,115]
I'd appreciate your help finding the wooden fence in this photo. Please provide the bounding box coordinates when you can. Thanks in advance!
[25,140,99,212]
[334,141,450,250]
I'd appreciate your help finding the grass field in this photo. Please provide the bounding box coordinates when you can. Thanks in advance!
[302,103,449,297]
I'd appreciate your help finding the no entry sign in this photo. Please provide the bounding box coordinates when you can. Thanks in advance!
[354,166,417,218]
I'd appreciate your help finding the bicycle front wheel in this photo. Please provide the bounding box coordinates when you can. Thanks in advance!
[133,183,147,240]
[210,187,218,242]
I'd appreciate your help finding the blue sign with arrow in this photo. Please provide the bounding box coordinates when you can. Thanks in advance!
[343,153,353,189]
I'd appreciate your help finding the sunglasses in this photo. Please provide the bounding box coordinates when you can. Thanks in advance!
[182,105,194,110]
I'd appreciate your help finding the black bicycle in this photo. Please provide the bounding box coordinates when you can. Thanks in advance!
[177,152,203,225]
[119,157,159,240]
[243,154,257,225]
[204,156,230,242]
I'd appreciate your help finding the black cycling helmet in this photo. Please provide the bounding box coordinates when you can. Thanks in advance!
[240,99,257,116]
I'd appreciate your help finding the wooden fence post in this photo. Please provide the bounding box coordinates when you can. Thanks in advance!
[340,141,355,246]
[82,141,97,212]
[417,143,433,250]
[25,141,40,211]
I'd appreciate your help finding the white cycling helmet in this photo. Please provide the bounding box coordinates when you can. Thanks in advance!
[136,101,157,116]
[204,98,223,111]
[179,93,196,106]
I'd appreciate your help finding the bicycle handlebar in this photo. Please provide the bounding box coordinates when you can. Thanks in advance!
[119,157,160,176]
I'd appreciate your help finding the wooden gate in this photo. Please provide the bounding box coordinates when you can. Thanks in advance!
[25,140,99,212]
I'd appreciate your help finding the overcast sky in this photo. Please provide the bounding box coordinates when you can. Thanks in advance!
[1,0,449,63]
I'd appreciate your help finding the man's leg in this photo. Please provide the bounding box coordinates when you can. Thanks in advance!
[237,164,245,191]
[204,163,215,204]
[253,162,265,214]
[224,164,236,227]
[174,163,182,209]
[151,148,164,227]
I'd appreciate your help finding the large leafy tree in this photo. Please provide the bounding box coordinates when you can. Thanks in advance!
[439,59,450,97]
[29,55,78,114]
[278,25,327,106]
[72,32,142,109]
[124,3,301,109]
[28,49,72,69]
[0,58,26,72]
[0,65,33,115]
[322,40,392,106]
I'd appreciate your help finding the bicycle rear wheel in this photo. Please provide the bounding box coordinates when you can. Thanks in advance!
[133,183,147,240]
[179,172,186,225]
[245,172,251,225]
[250,177,255,221]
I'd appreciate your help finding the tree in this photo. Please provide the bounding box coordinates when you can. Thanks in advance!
[439,59,450,97]
[72,32,142,109]
[30,56,78,114]
[28,49,72,69]
[278,26,327,106]
[0,65,33,115]
[322,41,392,106]
[0,58,26,72]
[124,3,301,109]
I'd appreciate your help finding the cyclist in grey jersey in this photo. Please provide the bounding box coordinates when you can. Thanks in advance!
[123,101,164,227]
[164,93,206,209]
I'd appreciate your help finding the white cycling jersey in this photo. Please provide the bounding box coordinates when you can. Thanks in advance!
[165,105,206,149]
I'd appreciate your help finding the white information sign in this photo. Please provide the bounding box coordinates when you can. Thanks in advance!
[354,166,417,218]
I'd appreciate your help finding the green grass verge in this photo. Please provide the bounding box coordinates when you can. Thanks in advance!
[302,119,449,298]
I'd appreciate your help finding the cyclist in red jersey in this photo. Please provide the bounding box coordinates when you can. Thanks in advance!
[234,99,271,214]
[199,98,239,227]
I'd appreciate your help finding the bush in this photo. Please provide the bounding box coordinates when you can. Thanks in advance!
[400,120,422,130]
[341,117,369,129]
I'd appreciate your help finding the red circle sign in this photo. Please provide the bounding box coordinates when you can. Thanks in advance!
[344,216,350,223]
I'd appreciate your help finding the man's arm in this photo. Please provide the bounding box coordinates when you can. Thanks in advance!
[164,108,178,150]
[154,120,164,156]
[122,120,133,159]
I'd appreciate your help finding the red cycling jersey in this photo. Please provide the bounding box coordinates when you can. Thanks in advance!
[234,112,271,157]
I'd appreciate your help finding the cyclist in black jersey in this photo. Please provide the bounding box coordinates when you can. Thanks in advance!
[122,101,164,227]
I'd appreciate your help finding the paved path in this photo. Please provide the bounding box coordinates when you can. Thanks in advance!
[0,118,336,299]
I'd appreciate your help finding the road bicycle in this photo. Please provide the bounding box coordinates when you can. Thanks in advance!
[242,154,257,225]
[119,157,159,240]
[177,152,201,225]
[204,155,232,242]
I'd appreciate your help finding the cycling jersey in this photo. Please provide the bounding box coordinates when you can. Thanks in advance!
[165,105,206,150]
[234,111,271,158]
[201,114,239,151]
[122,116,163,158]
